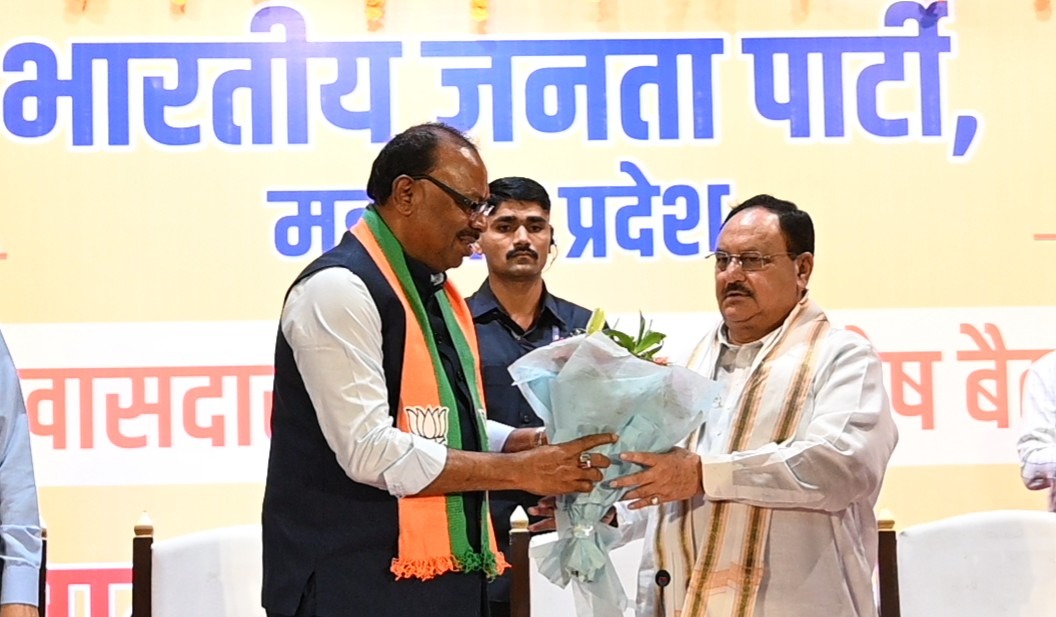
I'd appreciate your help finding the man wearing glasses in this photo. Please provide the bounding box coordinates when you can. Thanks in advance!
[610,194,898,617]
[262,123,615,617]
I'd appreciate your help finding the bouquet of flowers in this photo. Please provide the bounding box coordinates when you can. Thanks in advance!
[508,311,721,617]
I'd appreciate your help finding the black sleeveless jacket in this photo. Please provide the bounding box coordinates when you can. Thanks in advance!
[262,231,486,617]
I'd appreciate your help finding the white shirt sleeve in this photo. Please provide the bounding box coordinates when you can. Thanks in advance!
[281,267,448,498]
[701,335,898,513]
[1017,352,1056,491]
[486,419,516,453]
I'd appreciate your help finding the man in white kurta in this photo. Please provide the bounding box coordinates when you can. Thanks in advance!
[1016,349,1056,511]
[612,195,898,617]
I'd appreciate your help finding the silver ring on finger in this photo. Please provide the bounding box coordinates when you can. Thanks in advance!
[649,496,660,506]
[578,452,593,469]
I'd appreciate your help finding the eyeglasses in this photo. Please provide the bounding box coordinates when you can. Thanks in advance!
[410,174,494,217]
[706,251,798,272]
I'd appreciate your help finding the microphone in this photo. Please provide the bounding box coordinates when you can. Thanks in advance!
[656,569,671,615]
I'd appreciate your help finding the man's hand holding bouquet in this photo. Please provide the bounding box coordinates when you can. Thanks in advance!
[508,310,721,616]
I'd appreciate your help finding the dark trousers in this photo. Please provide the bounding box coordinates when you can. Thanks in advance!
[267,573,492,617]
[266,573,318,617]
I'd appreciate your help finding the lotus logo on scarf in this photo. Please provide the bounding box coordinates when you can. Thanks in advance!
[405,406,449,444]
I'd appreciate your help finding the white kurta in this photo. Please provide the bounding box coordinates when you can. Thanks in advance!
[1016,349,1056,512]
[635,306,898,617]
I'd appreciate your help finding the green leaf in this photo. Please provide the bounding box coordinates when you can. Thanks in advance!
[589,309,668,362]
[605,329,636,350]
[633,331,666,354]
[637,347,662,360]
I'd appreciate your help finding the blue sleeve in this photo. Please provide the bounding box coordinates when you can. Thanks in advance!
[0,329,42,606]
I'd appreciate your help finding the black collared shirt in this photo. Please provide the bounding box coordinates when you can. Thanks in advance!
[466,279,592,601]
[467,280,592,429]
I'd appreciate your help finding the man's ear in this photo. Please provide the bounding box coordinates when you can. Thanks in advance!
[390,176,417,216]
[549,225,556,248]
[796,252,814,287]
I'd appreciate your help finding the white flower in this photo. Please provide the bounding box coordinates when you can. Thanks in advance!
[405,405,449,444]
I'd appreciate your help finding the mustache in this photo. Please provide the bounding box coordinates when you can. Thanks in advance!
[459,230,481,242]
[506,248,539,260]
[723,283,752,298]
